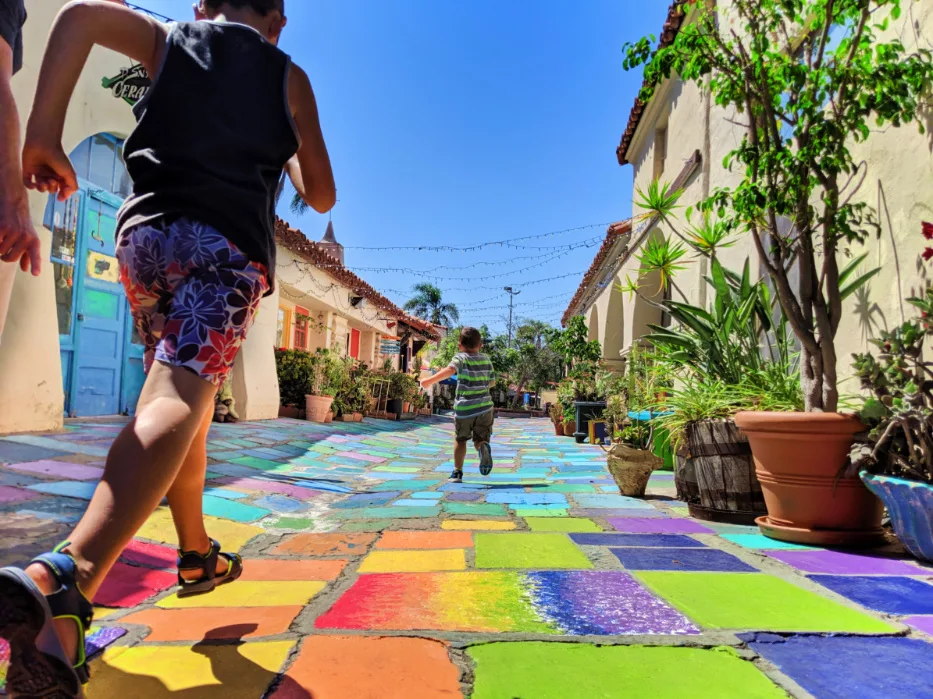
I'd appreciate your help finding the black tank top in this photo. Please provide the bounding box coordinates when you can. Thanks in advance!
[118,21,299,290]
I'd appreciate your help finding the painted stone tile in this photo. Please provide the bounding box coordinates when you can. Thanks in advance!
[444,503,507,516]
[93,562,176,608]
[608,517,715,534]
[441,519,516,531]
[611,547,757,572]
[331,506,441,519]
[571,533,704,547]
[410,491,444,499]
[636,572,898,632]
[119,539,175,569]
[371,465,421,473]
[573,508,669,519]
[121,606,303,642]
[271,532,376,556]
[270,516,316,531]
[332,492,399,508]
[136,508,264,551]
[377,531,473,549]
[88,641,295,697]
[719,533,815,550]
[512,509,569,518]
[745,634,933,699]
[370,479,443,492]
[358,549,467,573]
[525,518,601,533]
[158,581,327,608]
[240,558,347,582]
[270,636,460,699]
[6,459,103,481]
[85,627,127,659]
[468,643,785,699]
[0,440,73,462]
[573,495,655,509]
[809,575,933,614]
[230,455,289,471]
[0,485,42,503]
[201,494,271,523]
[445,492,483,502]
[202,487,250,500]
[26,481,96,500]
[474,533,593,570]
[903,615,933,635]
[253,495,309,513]
[392,499,442,508]
[766,549,926,575]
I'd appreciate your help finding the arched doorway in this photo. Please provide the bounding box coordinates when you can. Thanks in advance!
[44,133,145,417]
[587,305,600,344]
[603,277,625,364]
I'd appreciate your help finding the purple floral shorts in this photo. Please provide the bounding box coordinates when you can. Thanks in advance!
[116,218,269,387]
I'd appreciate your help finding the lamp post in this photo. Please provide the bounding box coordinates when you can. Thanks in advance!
[504,286,521,348]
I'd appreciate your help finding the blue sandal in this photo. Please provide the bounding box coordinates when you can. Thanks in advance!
[176,539,243,597]
[0,543,93,696]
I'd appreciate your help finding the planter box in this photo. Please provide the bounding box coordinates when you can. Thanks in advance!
[861,473,933,562]
[573,401,607,444]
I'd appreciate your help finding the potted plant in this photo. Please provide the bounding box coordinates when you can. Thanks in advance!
[557,379,576,437]
[623,0,929,544]
[387,371,418,416]
[305,349,340,423]
[275,348,315,417]
[549,402,564,436]
[851,228,933,561]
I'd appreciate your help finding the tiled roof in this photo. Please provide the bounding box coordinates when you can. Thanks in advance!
[561,220,632,327]
[616,0,690,165]
[274,217,440,341]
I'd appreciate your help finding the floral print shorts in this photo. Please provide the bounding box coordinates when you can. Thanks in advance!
[116,218,269,387]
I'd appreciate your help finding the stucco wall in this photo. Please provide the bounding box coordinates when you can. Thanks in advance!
[0,1,138,433]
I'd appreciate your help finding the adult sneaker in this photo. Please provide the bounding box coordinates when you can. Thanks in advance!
[478,443,493,476]
[448,470,463,483]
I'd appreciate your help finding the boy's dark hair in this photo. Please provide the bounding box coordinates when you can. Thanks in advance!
[459,327,482,351]
[205,0,284,15]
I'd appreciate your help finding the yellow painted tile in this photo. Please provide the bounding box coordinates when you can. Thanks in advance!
[136,508,263,551]
[156,581,326,609]
[358,549,466,573]
[441,519,516,531]
[93,606,119,620]
[87,641,294,697]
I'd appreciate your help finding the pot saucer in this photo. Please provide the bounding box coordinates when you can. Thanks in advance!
[756,516,886,548]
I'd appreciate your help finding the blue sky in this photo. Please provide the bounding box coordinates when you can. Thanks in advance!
[132,0,671,333]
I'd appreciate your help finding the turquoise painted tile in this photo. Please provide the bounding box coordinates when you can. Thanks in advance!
[201,495,270,523]
[444,502,507,516]
[230,456,289,472]
[27,481,97,500]
[573,495,654,509]
[392,499,441,508]
[721,533,817,550]
[514,509,568,517]
[202,487,250,500]
[331,506,441,519]
[410,492,444,499]
[370,479,442,491]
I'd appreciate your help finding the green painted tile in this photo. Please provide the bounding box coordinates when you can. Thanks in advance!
[230,456,288,472]
[525,517,600,533]
[339,519,394,532]
[512,509,569,518]
[537,484,597,493]
[332,506,441,519]
[371,466,421,473]
[444,503,507,516]
[636,572,899,633]
[272,516,316,530]
[369,479,442,491]
[475,533,593,570]
[469,643,785,699]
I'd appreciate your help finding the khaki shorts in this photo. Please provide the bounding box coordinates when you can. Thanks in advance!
[455,410,494,447]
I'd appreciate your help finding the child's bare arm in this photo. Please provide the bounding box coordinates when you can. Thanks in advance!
[23,1,167,198]
[286,63,336,214]
[421,366,456,390]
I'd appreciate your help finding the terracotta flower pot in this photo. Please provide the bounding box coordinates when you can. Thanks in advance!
[734,411,884,547]
[562,419,576,437]
[304,394,334,423]
[324,410,334,423]
[553,421,564,436]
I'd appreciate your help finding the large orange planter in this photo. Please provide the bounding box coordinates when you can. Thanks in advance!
[734,411,884,547]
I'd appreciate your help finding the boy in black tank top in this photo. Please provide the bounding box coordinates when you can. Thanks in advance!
[0,2,335,695]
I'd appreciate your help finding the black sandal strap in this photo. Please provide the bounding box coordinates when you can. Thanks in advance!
[177,539,221,587]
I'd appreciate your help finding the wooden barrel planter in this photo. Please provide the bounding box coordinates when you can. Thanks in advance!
[682,419,767,525]
[674,452,700,504]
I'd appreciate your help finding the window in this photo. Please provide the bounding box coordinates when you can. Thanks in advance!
[276,307,292,349]
[653,126,668,180]
[349,328,361,359]
[293,306,309,349]
[44,195,81,336]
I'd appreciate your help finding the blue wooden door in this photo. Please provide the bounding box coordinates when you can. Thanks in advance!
[71,189,127,416]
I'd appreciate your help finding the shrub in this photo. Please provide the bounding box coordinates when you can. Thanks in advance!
[275,348,315,407]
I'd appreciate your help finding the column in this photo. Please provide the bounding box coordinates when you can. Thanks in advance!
[231,285,281,421]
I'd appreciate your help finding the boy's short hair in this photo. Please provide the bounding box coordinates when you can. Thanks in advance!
[205,0,284,16]
[459,327,482,351]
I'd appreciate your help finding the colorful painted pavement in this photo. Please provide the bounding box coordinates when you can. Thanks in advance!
[1,417,932,698]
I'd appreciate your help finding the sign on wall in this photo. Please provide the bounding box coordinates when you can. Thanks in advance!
[380,336,401,355]
[102,64,151,106]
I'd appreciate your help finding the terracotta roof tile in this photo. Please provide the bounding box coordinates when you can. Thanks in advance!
[561,220,632,327]
[274,217,440,341]
[616,0,690,165]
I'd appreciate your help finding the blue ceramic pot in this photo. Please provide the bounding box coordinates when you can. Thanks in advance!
[860,472,933,563]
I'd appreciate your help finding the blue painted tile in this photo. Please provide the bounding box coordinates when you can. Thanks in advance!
[392,499,441,508]
[254,495,310,513]
[486,492,567,505]
[571,534,706,548]
[809,575,933,615]
[27,481,97,500]
[332,492,399,508]
[201,495,270,523]
[573,495,655,509]
[610,547,757,572]
[202,487,250,500]
[0,440,75,463]
[410,492,444,499]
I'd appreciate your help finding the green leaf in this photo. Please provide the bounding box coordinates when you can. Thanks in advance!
[840,267,881,301]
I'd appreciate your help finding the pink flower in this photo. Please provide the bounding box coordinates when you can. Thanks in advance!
[923,221,933,240]
[922,247,933,262]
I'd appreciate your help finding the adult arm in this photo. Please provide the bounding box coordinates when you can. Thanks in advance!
[0,9,40,274]
[22,0,168,198]
[285,63,336,213]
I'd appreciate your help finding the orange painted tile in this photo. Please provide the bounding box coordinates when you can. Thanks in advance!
[271,533,376,556]
[271,635,462,699]
[241,559,347,581]
[119,606,303,642]
[376,531,474,550]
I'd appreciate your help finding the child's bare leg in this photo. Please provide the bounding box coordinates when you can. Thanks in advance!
[453,440,468,471]
[23,362,216,658]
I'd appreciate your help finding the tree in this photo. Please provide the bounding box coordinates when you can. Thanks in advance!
[508,320,563,407]
[404,283,461,327]
[549,315,601,367]
[624,0,932,412]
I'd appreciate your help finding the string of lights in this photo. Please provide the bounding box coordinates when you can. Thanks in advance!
[342,223,611,252]
[346,249,575,282]
[124,2,176,23]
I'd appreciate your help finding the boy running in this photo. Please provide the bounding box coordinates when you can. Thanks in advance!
[421,327,495,482]
[0,1,334,695]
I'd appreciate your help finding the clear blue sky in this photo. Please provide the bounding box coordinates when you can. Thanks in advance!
[133,0,671,333]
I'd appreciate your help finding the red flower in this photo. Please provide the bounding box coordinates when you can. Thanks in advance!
[924,221,933,240]
[923,247,933,262]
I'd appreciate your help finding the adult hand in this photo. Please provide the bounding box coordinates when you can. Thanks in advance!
[0,188,41,275]
[22,137,77,201]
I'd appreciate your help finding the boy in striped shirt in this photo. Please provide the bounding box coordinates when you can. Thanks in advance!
[421,327,495,482]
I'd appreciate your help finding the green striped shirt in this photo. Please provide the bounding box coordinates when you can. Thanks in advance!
[450,352,494,418]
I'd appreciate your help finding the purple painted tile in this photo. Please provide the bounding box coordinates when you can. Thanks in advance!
[527,571,699,635]
[336,451,386,463]
[607,517,715,534]
[611,547,757,572]
[767,549,926,575]
[446,492,483,502]
[573,508,670,518]
[570,533,706,548]
[214,477,321,500]
[85,627,127,658]
[6,460,104,481]
[0,485,40,504]
[904,616,933,635]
